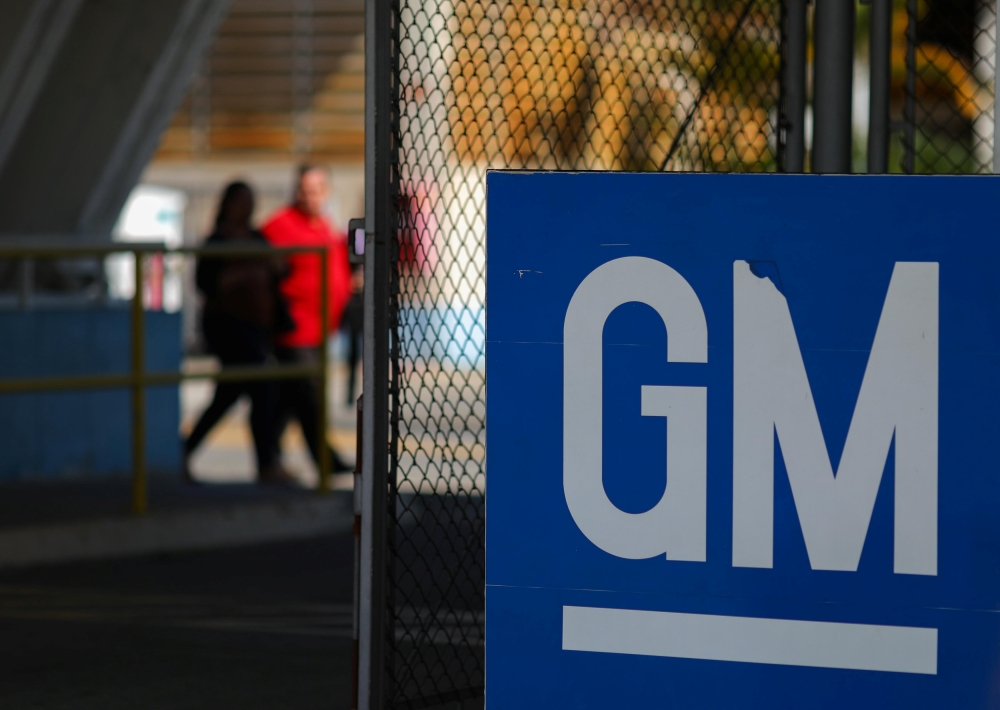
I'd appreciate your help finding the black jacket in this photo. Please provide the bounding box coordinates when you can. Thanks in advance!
[196,229,293,335]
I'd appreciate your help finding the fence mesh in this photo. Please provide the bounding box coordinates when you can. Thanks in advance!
[387,0,783,706]
[902,0,996,173]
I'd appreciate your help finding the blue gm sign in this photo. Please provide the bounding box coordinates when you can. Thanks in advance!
[485,172,1000,709]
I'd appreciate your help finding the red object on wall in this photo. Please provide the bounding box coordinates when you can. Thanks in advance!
[145,253,164,311]
[398,180,439,276]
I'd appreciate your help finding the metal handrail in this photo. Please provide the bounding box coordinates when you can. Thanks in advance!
[0,243,332,513]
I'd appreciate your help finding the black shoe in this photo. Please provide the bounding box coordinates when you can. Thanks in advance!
[258,463,301,487]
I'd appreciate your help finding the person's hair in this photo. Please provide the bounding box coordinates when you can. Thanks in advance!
[296,164,326,181]
[214,181,254,228]
[294,164,327,198]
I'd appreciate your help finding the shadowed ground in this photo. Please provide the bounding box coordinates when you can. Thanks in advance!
[0,534,354,709]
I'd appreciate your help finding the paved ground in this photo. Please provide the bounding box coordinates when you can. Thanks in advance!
[0,352,360,707]
[0,534,355,709]
[0,477,342,531]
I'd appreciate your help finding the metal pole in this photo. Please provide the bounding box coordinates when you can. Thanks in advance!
[868,0,892,173]
[812,0,855,173]
[352,395,363,710]
[318,247,330,493]
[784,0,809,172]
[358,0,394,703]
[131,250,147,515]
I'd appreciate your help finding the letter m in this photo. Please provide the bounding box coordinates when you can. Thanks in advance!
[732,261,938,575]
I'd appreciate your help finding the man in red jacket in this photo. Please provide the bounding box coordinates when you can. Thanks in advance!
[263,165,353,476]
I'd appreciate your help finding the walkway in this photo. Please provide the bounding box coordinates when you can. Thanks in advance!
[0,534,355,709]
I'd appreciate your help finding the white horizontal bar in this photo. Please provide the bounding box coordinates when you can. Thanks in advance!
[563,606,937,675]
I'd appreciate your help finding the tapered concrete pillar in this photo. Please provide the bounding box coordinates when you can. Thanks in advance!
[0,0,232,237]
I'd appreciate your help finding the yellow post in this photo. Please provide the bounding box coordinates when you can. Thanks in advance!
[318,246,331,493]
[131,250,147,514]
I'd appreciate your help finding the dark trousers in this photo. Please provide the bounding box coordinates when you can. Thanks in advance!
[274,346,341,472]
[186,315,278,473]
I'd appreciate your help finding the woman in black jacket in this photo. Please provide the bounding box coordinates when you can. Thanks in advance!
[183,182,295,484]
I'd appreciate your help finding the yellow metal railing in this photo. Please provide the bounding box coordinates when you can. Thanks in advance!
[0,243,332,513]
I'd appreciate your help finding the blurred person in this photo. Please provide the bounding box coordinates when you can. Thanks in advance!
[263,165,353,475]
[184,182,296,485]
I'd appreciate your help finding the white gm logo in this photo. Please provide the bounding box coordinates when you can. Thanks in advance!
[563,257,938,576]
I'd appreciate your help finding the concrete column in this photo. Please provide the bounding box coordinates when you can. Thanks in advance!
[0,0,231,237]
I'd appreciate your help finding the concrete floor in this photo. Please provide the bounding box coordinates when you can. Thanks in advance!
[0,351,360,706]
[0,534,355,709]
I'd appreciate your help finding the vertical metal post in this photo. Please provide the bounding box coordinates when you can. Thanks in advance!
[903,0,917,174]
[783,0,809,172]
[318,246,331,493]
[359,0,394,704]
[868,0,892,173]
[131,250,147,515]
[352,395,363,710]
[812,0,855,173]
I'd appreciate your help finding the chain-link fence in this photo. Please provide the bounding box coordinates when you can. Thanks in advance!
[902,0,996,173]
[383,1,784,707]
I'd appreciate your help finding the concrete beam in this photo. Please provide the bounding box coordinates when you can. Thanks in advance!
[0,1,84,180]
[79,0,232,236]
[0,0,231,237]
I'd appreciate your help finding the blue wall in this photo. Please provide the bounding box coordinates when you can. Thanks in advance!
[0,308,181,479]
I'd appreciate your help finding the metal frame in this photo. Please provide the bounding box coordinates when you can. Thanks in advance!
[359,0,396,704]
[0,243,332,514]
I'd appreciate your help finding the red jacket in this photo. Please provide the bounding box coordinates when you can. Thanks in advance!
[262,206,352,348]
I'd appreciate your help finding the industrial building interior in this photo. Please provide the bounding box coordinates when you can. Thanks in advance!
[0,1,362,707]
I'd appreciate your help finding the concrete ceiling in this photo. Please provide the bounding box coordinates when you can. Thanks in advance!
[156,0,365,163]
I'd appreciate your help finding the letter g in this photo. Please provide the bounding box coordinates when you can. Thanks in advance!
[563,257,707,561]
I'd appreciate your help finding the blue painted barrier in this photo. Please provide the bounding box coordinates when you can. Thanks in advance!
[0,308,181,479]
